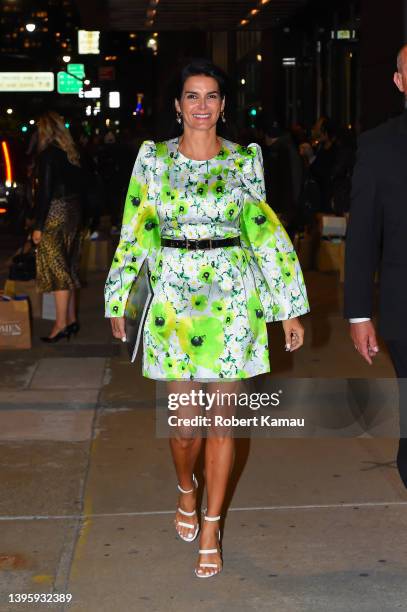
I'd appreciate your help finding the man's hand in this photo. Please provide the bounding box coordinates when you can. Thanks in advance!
[350,320,379,365]
[31,230,42,245]
[110,316,126,342]
[282,318,304,352]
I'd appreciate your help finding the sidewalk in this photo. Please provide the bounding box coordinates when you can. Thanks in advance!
[1,267,406,611]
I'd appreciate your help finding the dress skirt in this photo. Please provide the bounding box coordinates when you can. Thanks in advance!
[142,245,270,381]
[36,194,83,293]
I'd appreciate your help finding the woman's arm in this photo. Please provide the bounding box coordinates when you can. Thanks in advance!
[32,149,53,232]
[239,142,310,328]
[104,140,160,319]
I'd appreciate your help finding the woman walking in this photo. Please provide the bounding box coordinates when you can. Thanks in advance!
[32,112,84,342]
[105,59,309,577]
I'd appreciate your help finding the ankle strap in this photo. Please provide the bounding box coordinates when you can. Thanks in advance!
[204,514,220,522]
[177,473,197,494]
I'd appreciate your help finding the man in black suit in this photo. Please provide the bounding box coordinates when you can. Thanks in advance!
[344,44,407,488]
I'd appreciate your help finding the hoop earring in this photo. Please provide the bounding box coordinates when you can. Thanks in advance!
[176,112,183,125]
[221,111,226,124]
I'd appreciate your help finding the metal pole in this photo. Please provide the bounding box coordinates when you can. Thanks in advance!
[316,40,321,119]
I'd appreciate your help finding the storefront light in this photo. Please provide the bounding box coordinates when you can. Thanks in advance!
[109,92,120,108]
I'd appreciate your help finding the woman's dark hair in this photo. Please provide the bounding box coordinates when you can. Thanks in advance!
[156,58,232,140]
[175,58,228,101]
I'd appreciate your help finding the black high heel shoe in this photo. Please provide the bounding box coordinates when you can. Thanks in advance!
[40,327,71,343]
[66,321,80,336]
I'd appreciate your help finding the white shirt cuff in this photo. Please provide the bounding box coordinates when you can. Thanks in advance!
[349,317,371,323]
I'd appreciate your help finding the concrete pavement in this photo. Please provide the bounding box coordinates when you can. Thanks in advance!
[0,264,406,612]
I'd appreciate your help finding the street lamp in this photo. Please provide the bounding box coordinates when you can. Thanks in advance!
[6,108,13,114]
[63,55,71,63]
[25,23,36,32]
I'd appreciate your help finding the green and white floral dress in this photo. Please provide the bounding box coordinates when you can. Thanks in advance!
[104,137,310,381]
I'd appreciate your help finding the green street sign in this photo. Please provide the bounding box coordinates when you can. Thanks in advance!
[67,64,85,78]
[57,64,85,94]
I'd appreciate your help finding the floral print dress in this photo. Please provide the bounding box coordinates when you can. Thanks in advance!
[104,137,310,381]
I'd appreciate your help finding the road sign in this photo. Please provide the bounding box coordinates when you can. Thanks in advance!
[78,87,101,98]
[57,64,85,94]
[0,72,54,92]
[67,64,85,78]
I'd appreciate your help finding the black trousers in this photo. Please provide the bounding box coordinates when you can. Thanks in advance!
[385,341,407,488]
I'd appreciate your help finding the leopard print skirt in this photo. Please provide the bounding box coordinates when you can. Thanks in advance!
[36,195,83,292]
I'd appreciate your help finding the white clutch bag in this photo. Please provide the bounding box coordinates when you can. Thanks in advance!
[124,259,153,363]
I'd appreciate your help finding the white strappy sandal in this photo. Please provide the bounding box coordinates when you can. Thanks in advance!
[174,474,199,542]
[194,511,222,578]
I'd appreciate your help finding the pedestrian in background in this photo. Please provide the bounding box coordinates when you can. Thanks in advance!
[262,118,304,239]
[309,116,338,213]
[31,111,85,342]
[345,44,407,489]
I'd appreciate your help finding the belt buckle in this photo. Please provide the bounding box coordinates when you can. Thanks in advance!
[208,238,213,250]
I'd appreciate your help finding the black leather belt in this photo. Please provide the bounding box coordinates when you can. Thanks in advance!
[161,236,241,250]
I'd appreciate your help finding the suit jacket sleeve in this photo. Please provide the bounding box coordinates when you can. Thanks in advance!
[344,133,383,318]
[104,140,160,317]
[239,142,310,322]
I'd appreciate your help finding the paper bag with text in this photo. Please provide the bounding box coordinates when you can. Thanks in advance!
[0,295,31,349]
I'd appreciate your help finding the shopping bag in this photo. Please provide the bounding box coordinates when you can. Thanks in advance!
[124,259,153,363]
[0,294,31,349]
[42,293,56,320]
[4,279,42,318]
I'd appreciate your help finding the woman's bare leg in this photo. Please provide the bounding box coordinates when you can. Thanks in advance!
[167,380,203,540]
[67,289,77,325]
[49,289,70,336]
[196,380,241,576]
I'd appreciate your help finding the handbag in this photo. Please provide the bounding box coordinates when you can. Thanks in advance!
[8,239,36,281]
[124,259,153,363]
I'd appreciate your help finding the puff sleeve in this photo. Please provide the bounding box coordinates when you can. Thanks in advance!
[104,140,160,317]
[239,142,310,322]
